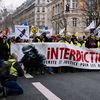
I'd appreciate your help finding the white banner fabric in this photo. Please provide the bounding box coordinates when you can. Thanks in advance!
[11,43,100,69]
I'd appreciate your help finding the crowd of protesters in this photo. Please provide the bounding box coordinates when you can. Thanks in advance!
[0,30,100,97]
[9,32,100,48]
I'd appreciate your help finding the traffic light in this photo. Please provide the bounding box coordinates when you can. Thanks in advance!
[66,4,69,12]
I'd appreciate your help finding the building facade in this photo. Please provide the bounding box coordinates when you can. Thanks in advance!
[12,0,48,28]
[47,0,98,34]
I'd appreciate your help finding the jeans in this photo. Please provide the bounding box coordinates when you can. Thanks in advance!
[48,67,53,73]
[3,80,23,95]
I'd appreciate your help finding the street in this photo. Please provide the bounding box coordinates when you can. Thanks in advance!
[5,71,100,100]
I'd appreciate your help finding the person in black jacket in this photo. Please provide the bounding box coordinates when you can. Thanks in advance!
[0,59,24,97]
[85,34,97,48]
[21,45,45,75]
[0,36,10,61]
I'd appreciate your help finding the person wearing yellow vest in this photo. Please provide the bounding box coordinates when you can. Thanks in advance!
[40,32,49,42]
[37,38,45,43]
[65,35,73,44]
[0,59,24,96]
[76,36,85,47]
[9,59,18,78]
[34,36,46,43]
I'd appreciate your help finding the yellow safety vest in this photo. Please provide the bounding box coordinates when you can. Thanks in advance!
[6,43,10,49]
[7,43,10,56]
[37,38,41,43]
[59,40,64,42]
[77,42,85,47]
[66,41,73,45]
[37,38,45,43]
[98,41,100,48]
[42,38,45,43]
[9,59,17,77]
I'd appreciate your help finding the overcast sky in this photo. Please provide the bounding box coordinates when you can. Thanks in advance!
[2,0,26,9]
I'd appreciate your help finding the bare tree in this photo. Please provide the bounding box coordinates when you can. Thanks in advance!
[79,0,100,28]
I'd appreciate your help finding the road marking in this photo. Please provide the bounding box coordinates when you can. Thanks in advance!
[2,98,6,100]
[32,82,61,100]
[24,73,33,78]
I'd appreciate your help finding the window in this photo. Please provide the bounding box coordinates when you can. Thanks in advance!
[88,0,94,12]
[42,21,45,26]
[37,7,40,12]
[52,7,54,15]
[37,0,40,4]
[42,7,45,12]
[37,14,40,20]
[72,0,77,9]
[57,4,60,14]
[72,18,77,27]
[37,21,40,26]
[67,0,70,7]
[59,3,62,13]
[55,5,58,14]
[42,0,45,3]
[37,16,40,20]
[86,18,90,27]
[42,14,45,20]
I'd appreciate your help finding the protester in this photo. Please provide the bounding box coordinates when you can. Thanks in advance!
[65,34,73,44]
[0,57,24,97]
[71,35,77,45]
[20,45,45,75]
[76,36,85,47]
[85,34,98,48]
[0,36,10,61]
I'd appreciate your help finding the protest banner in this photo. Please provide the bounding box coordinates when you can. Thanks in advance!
[11,43,100,69]
[15,25,29,39]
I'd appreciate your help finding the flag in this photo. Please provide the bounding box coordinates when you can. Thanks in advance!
[59,28,65,36]
[84,20,96,32]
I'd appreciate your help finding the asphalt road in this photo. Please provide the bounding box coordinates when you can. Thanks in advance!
[3,71,100,100]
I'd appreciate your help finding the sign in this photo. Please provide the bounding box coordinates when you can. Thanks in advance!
[15,25,29,39]
[11,43,100,69]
